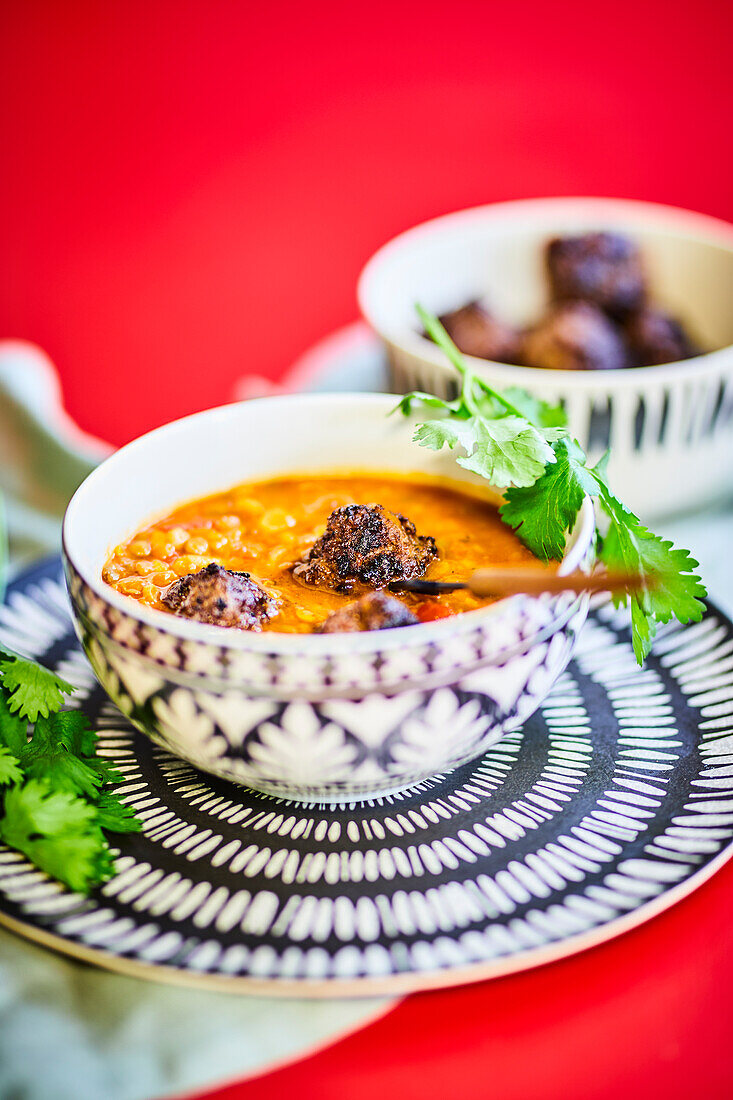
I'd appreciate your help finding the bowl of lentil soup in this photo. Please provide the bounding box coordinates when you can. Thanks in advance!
[63,394,594,801]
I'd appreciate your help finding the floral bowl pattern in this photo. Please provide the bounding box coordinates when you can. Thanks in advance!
[62,394,595,802]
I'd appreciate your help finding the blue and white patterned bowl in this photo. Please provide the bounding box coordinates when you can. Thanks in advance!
[62,394,595,802]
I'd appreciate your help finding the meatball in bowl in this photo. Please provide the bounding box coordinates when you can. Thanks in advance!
[63,394,594,803]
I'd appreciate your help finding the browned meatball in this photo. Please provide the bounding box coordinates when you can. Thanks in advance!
[437,302,521,363]
[625,306,700,366]
[547,232,646,319]
[162,563,278,630]
[294,504,437,592]
[319,591,418,633]
[521,300,629,371]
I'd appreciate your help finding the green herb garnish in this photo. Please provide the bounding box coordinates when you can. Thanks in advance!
[0,650,140,893]
[397,305,706,664]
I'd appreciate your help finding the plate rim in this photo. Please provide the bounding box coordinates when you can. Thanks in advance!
[2,838,732,997]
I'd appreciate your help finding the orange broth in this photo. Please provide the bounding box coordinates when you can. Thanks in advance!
[102,473,536,633]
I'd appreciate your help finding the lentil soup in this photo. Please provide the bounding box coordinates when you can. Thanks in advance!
[102,473,535,633]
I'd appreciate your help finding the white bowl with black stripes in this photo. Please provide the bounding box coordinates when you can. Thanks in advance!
[358,197,733,520]
[62,394,595,803]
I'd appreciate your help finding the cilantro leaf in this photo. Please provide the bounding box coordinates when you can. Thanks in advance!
[0,781,109,893]
[20,750,105,799]
[628,536,706,626]
[500,387,568,431]
[40,709,99,757]
[0,690,28,756]
[629,600,658,664]
[0,658,75,720]
[94,791,142,834]
[0,648,140,893]
[400,303,709,668]
[17,712,122,797]
[0,747,23,787]
[413,415,475,453]
[391,391,460,416]
[18,834,109,893]
[500,439,600,560]
[29,708,98,761]
[454,416,556,487]
[414,414,555,488]
[598,488,706,662]
[2,778,96,834]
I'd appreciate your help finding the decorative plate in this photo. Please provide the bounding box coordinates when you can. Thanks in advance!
[1,559,733,996]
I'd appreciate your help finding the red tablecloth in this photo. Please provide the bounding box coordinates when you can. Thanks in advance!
[3,3,732,1097]
[199,860,733,1100]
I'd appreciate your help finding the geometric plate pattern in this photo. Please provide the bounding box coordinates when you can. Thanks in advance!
[1,557,733,997]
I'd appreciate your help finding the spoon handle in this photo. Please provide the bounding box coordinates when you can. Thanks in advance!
[466,568,644,598]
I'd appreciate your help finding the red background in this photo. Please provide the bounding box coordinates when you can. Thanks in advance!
[3,2,733,1097]
[2,0,733,448]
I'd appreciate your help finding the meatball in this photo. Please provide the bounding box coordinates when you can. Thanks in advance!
[162,563,278,630]
[547,232,646,319]
[436,301,521,363]
[319,591,418,633]
[521,300,629,371]
[625,305,700,366]
[294,504,438,592]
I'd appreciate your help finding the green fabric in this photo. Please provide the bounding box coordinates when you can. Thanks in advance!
[0,344,106,567]
[0,931,390,1100]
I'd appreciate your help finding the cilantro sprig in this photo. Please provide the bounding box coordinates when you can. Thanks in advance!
[0,650,140,893]
[398,307,566,489]
[398,305,706,664]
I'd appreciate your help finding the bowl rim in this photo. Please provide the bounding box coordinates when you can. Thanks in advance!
[357,195,733,386]
[62,391,596,656]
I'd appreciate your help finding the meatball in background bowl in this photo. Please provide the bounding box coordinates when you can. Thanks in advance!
[62,394,594,803]
[358,197,733,519]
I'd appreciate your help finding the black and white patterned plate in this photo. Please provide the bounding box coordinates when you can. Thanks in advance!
[1,558,733,996]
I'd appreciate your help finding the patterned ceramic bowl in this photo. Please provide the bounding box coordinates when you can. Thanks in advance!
[62,394,595,803]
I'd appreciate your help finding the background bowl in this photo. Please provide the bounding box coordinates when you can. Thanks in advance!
[62,394,594,803]
[358,197,733,520]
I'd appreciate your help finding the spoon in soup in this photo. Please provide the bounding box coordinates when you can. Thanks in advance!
[390,567,648,599]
